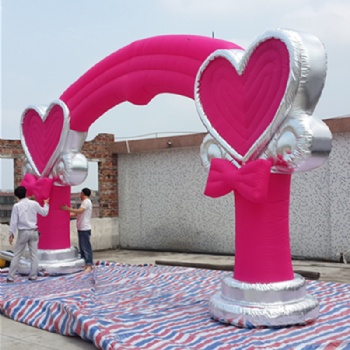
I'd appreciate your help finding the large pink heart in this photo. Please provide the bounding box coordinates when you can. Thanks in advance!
[196,37,294,162]
[21,101,69,177]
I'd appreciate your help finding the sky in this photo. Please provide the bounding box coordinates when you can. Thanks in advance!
[1,0,350,190]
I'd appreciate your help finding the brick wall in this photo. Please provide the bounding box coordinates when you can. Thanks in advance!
[0,134,118,217]
[82,134,118,217]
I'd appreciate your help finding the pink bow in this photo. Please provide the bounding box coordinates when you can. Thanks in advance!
[20,174,53,201]
[204,158,273,203]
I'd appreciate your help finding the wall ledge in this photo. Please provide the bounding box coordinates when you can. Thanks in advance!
[111,133,206,154]
[324,116,350,133]
[111,116,350,154]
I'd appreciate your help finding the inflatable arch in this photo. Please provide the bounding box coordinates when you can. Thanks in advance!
[17,29,332,327]
[20,35,241,249]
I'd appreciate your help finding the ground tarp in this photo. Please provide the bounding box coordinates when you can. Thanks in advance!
[1,262,350,349]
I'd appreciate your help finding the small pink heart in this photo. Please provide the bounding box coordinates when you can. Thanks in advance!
[21,101,69,177]
[196,37,294,162]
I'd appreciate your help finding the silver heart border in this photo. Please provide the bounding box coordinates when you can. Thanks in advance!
[20,99,70,178]
[260,30,331,173]
[195,29,302,165]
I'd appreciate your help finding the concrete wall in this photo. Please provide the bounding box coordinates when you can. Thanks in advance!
[117,131,350,261]
[0,217,119,252]
[118,148,234,254]
[69,217,120,251]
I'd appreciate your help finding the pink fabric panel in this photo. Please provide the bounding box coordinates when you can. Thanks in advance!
[21,105,65,174]
[60,35,242,132]
[233,174,294,283]
[38,185,71,250]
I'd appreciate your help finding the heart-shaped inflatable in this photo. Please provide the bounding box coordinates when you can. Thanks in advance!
[20,101,70,177]
[195,33,299,163]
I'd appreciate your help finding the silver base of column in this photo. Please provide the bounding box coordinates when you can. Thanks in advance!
[0,246,85,275]
[209,274,319,328]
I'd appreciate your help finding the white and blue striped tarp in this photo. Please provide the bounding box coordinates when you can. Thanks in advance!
[1,262,350,349]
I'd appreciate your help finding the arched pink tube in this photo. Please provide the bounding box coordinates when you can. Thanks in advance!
[60,35,242,131]
[38,35,242,250]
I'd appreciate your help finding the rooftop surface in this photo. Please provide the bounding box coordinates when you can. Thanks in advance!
[1,249,350,350]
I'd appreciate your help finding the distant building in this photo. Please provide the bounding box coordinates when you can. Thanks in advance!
[0,192,14,224]
[0,190,100,224]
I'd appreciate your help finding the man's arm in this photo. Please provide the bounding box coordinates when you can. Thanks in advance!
[61,204,86,215]
[8,205,18,245]
[36,198,50,217]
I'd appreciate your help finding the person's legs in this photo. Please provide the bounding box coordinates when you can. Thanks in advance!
[78,231,86,261]
[78,230,93,270]
[27,230,39,280]
[7,231,29,281]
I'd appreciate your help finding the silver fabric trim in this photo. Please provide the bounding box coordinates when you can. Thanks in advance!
[0,246,85,275]
[210,274,319,327]
[196,28,332,173]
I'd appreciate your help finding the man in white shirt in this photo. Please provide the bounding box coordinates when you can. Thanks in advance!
[61,188,93,272]
[7,186,50,282]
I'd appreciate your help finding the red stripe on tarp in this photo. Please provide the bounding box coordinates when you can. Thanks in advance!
[1,262,350,349]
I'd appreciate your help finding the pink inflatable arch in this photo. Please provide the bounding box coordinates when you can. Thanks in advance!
[60,35,242,131]
[25,35,242,258]
[20,31,330,294]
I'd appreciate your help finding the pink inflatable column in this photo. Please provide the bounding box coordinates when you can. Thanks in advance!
[233,173,294,283]
[37,185,71,249]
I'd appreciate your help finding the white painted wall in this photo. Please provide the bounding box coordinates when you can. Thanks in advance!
[118,132,350,261]
[0,217,119,253]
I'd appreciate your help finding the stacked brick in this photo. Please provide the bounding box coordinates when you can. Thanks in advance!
[0,135,118,217]
[82,134,118,217]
